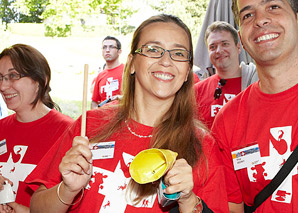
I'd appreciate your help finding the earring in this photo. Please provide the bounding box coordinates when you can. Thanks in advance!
[131,71,135,76]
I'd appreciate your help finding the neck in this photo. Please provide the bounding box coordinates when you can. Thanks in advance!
[132,94,173,127]
[106,60,120,70]
[257,54,298,94]
[216,64,241,79]
[16,102,51,123]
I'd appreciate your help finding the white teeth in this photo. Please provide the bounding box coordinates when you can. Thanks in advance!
[153,73,174,80]
[5,94,17,99]
[256,34,279,43]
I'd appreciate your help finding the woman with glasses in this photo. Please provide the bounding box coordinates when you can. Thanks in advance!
[0,44,74,212]
[28,14,228,212]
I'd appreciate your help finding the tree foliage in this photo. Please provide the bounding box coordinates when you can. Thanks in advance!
[0,0,208,37]
[149,0,208,39]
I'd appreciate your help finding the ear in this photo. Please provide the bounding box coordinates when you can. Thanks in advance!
[185,67,190,82]
[127,54,135,75]
[238,30,246,51]
[118,49,122,54]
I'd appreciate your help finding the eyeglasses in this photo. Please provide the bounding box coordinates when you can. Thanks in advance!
[135,45,191,62]
[102,45,119,50]
[0,71,25,84]
[214,79,227,100]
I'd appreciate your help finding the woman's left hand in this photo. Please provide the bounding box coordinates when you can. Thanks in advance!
[163,158,193,198]
[163,158,199,212]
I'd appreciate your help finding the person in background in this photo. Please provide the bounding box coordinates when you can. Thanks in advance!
[91,36,124,109]
[0,44,74,212]
[0,95,8,119]
[28,14,228,212]
[195,21,258,129]
[212,0,298,212]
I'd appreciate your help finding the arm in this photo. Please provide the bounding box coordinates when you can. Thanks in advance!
[229,202,244,213]
[30,136,92,213]
[163,159,203,213]
[91,101,99,109]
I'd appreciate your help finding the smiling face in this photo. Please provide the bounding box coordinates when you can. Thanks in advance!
[207,30,241,71]
[0,56,39,113]
[132,22,190,102]
[237,0,298,65]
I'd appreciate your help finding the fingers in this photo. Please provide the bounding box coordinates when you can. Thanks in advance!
[59,136,93,192]
[163,158,194,197]
[0,176,13,190]
[0,204,14,213]
[60,136,92,175]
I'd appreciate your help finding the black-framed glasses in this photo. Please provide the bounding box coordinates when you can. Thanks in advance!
[102,45,119,50]
[0,71,25,84]
[135,45,191,62]
[214,79,227,100]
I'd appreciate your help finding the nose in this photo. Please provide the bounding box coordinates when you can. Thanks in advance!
[0,78,11,91]
[254,10,271,28]
[158,50,173,66]
[216,45,224,54]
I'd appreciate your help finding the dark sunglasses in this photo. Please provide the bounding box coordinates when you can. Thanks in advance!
[214,79,227,100]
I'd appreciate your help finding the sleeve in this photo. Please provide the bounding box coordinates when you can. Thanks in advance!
[25,120,81,190]
[194,134,229,213]
[211,112,243,203]
[92,74,102,103]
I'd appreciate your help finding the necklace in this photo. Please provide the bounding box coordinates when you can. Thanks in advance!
[125,120,153,138]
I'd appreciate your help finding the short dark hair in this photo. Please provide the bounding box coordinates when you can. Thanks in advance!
[205,21,239,46]
[0,44,59,111]
[103,36,121,49]
[232,0,298,25]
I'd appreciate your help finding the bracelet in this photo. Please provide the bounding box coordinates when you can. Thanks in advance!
[193,196,203,213]
[57,181,84,206]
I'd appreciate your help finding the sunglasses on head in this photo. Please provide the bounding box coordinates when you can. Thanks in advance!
[214,79,227,100]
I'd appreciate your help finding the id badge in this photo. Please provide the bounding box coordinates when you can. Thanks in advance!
[231,143,262,170]
[91,141,115,160]
[0,139,7,156]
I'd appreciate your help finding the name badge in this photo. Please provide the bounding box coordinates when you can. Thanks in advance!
[231,143,261,170]
[0,139,7,156]
[91,141,115,160]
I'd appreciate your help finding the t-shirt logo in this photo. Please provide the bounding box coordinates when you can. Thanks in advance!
[0,145,35,195]
[211,93,236,117]
[100,77,119,99]
[247,126,296,204]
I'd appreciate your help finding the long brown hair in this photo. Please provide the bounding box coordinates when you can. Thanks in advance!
[0,44,60,111]
[90,14,207,202]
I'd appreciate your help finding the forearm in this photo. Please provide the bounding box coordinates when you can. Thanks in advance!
[178,192,202,213]
[30,184,81,213]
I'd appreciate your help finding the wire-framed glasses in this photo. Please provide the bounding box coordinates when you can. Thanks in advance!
[0,70,25,84]
[135,45,191,62]
[214,79,227,100]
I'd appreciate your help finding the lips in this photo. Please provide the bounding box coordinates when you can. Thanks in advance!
[255,33,279,43]
[152,72,174,81]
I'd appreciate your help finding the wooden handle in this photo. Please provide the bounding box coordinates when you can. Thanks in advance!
[81,64,89,137]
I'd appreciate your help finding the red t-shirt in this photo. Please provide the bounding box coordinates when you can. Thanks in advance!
[212,82,298,212]
[92,64,124,103]
[195,74,241,129]
[26,108,228,212]
[0,109,73,207]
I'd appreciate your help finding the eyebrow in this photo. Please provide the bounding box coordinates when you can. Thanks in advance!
[144,41,188,50]
[239,0,283,15]
[8,68,16,72]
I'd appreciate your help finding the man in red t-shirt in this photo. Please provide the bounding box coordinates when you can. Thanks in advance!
[195,21,258,129]
[212,0,298,212]
[91,36,124,109]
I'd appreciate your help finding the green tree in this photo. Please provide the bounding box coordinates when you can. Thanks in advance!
[0,0,19,28]
[149,0,208,40]
[14,0,48,23]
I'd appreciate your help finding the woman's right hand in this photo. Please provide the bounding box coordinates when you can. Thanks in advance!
[59,136,93,194]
